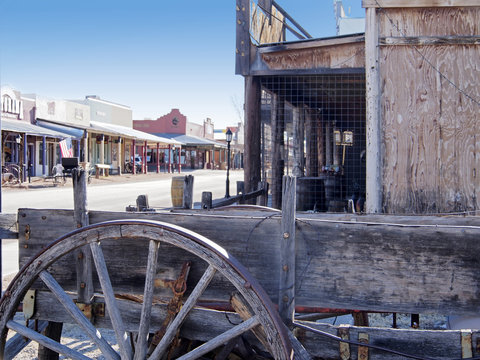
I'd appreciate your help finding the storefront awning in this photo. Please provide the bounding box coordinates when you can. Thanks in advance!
[154,133,226,148]
[90,121,182,145]
[1,118,72,139]
[36,120,85,140]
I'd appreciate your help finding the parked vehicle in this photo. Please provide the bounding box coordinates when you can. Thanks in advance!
[124,156,142,173]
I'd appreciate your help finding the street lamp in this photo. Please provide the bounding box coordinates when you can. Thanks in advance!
[225,129,233,198]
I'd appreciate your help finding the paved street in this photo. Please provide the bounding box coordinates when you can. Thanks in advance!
[1,169,244,277]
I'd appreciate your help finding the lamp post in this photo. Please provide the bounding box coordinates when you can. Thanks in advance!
[225,129,232,198]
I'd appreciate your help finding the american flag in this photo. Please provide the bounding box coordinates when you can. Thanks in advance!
[59,138,73,157]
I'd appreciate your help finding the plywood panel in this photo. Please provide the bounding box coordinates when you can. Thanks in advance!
[381,43,480,213]
[260,42,365,71]
[378,7,480,37]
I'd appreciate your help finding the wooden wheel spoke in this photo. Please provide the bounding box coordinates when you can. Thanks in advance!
[7,320,90,360]
[133,240,159,360]
[176,315,261,360]
[90,241,133,360]
[149,264,217,360]
[39,270,120,360]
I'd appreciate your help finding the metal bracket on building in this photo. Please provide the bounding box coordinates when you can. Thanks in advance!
[22,290,36,320]
[75,301,105,322]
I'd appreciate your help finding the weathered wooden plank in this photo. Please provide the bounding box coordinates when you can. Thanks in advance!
[279,176,296,324]
[18,209,480,315]
[378,7,480,37]
[380,42,480,213]
[380,35,480,45]
[32,290,241,340]
[365,7,382,213]
[294,320,480,360]
[0,213,18,239]
[259,42,366,72]
[235,0,251,75]
[244,76,262,200]
[363,0,480,7]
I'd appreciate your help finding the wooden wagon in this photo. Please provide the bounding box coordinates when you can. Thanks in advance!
[2,172,480,359]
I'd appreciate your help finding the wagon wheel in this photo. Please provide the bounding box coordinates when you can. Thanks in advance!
[0,220,292,359]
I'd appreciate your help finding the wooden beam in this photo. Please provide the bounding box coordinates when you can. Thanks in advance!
[235,0,251,75]
[362,0,480,7]
[380,35,480,45]
[365,7,382,213]
[243,76,262,201]
[279,176,296,325]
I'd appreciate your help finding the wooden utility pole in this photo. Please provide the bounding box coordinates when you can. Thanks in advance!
[244,76,262,202]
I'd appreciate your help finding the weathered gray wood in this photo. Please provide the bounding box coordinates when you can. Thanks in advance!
[182,175,194,209]
[38,270,120,360]
[381,35,480,46]
[176,316,261,360]
[0,213,18,239]
[133,240,159,360]
[4,320,48,359]
[235,0,250,75]
[279,176,296,325]
[294,320,480,360]
[6,321,89,360]
[72,169,93,305]
[362,0,480,7]
[136,194,149,211]
[90,242,132,360]
[271,92,285,209]
[19,209,480,316]
[150,265,217,359]
[201,191,212,209]
[244,76,262,203]
[292,107,304,177]
[365,6,382,213]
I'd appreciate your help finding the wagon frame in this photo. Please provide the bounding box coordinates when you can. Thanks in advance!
[1,171,480,359]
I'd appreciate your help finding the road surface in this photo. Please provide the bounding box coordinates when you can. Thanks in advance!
[1,169,244,277]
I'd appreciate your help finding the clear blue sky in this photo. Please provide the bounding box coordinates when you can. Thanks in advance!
[0,0,364,128]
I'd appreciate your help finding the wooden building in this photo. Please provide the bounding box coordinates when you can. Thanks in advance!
[237,0,480,214]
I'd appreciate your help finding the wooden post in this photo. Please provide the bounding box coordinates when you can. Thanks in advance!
[72,168,92,301]
[100,135,105,175]
[272,93,285,209]
[279,175,296,326]
[365,6,382,213]
[136,194,149,211]
[244,76,261,203]
[183,175,194,209]
[292,106,304,177]
[38,168,92,360]
[305,107,318,177]
[201,192,212,210]
[156,143,160,173]
[258,181,269,207]
[117,137,122,175]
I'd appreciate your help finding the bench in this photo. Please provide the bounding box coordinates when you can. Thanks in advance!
[95,164,110,178]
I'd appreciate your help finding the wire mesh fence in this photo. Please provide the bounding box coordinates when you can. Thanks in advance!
[260,73,366,212]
